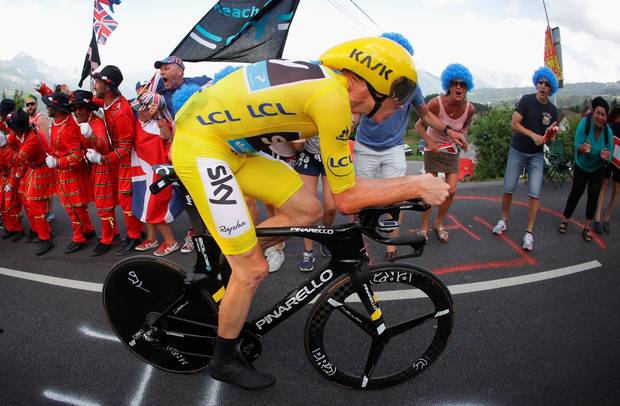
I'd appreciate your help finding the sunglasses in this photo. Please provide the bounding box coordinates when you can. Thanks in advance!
[25,102,36,107]
[450,80,467,89]
[538,80,551,88]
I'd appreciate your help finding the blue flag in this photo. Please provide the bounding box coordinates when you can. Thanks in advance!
[170,0,300,63]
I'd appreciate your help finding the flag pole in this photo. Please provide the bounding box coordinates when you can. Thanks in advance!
[542,0,557,104]
[542,0,551,28]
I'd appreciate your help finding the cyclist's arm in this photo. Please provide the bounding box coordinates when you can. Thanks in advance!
[309,85,448,214]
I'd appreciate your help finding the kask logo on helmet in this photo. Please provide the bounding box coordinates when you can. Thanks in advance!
[348,48,393,80]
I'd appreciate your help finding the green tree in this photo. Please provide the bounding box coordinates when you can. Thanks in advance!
[469,106,514,180]
[12,90,25,109]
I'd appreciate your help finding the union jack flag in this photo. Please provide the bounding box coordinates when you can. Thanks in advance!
[93,1,118,45]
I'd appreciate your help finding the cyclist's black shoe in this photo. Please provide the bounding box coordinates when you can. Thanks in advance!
[207,336,275,390]
[1,229,14,239]
[84,230,97,241]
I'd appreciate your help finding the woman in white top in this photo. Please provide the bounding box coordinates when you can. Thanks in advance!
[415,63,476,243]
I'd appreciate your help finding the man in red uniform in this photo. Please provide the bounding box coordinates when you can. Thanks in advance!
[0,99,25,241]
[43,92,95,253]
[72,90,118,256]
[24,93,55,224]
[89,65,143,255]
[7,109,55,255]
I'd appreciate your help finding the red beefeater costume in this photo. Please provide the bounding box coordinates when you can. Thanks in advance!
[29,112,50,148]
[102,96,142,239]
[13,129,54,241]
[0,123,24,234]
[84,113,118,244]
[49,114,95,243]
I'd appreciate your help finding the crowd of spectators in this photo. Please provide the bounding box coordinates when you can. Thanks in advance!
[0,34,618,263]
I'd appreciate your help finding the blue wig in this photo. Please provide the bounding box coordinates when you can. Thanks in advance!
[380,32,414,56]
[212,65,242,84]
[172,82,201,114]
[532,66,558,95]
[440,63,474,92]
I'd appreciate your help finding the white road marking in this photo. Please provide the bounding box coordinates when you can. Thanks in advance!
[0,260,603,301]
[331,260,603,302]
[42,390,102,406]
[78,326,120,342]
[130,365,154,406]
[201,379,223,406]
[0,267,102,291]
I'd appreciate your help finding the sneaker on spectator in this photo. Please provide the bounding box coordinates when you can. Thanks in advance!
[45,212,55,223]
[492,219,507,235]
[320,245,331,257]
[522,232,534,251]
[299,251,315,272]
[135,239,159,251]
[181,231,194,254]
[266,248,285,273]
[154,241,180,257]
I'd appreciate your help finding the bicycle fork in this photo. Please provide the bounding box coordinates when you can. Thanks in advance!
[350,259,388,388]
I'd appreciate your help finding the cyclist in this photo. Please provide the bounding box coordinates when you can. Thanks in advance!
[171,36,450,390]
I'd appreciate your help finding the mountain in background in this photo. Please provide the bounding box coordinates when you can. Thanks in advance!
[1,53,618,108]
[0,53,79,96]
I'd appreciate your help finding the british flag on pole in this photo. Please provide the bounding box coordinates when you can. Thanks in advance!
[93,0,118,45]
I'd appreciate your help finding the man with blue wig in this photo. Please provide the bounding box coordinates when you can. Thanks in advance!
[353,32,467,260]
[492,67,559,251]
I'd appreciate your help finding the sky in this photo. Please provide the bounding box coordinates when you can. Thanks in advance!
[1,0,619,94]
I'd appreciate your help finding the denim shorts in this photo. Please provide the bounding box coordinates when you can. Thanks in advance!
[503,146,544,198]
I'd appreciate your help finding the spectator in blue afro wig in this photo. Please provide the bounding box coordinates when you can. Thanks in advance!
[532,67,558,96]
[440,63,474,93]
[380,32,414,56]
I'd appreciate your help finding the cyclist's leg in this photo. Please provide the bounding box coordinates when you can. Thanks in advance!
[236,153,323,250]
[300,173,320,252]
[172,141,275,389]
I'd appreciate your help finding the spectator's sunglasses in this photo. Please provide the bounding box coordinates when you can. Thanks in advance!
[25,102,37,107]
[537,80,551,88]
[450,80,467,89]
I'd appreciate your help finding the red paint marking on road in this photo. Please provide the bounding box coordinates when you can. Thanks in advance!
[447,214,481,241]
[474,216,537,265]
[457,195,606,249]
[434,258,526,275]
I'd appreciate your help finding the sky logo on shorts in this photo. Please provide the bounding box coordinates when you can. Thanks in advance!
[206,165,237,205]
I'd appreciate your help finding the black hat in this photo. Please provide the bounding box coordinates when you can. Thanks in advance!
[92,65,124,88]
[42,91,72,113]
[0,98,16,116]
[591,96,610,115]
[70,90,99,111]
[6,109,31,133]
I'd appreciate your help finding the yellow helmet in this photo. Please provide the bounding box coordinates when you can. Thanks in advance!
[320,36,417,104]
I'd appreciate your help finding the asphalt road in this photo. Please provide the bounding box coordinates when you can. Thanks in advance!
[1,174,619,406]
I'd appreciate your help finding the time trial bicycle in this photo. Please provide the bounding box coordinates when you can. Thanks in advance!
[102,165,454,390]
